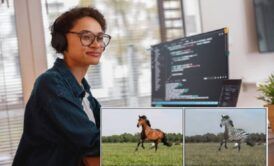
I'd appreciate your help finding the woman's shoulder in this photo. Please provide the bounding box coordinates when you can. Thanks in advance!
[32,69,68,97]
[36,69,64,86]
[23,69,68,105]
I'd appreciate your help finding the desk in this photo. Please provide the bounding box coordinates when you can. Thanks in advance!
[82,156,100,166]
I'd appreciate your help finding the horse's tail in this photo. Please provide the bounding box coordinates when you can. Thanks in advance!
[162,133,172,147]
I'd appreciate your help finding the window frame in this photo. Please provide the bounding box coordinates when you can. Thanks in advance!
[14,0,47,104]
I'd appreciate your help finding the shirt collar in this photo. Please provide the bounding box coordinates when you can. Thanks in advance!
[53,58,91,98]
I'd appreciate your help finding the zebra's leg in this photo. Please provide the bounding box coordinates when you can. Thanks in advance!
[238,142,241,152]
[219,139,224,151]
[135,139,142,151]
[224,140,228,149]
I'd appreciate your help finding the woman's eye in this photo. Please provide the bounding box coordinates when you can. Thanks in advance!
[97,36,104,41]
[82,35,92,41]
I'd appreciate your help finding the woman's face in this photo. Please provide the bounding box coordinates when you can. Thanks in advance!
[64,17,104,66]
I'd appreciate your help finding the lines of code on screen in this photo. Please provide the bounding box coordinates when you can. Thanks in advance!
[151,28,229,106]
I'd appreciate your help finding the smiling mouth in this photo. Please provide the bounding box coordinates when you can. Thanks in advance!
[86,51,101,57]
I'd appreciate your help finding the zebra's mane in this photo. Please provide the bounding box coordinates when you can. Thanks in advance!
[222,115,230,119]
[228,120,234,127]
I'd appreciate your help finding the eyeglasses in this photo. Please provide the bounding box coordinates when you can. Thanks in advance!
[68,30,111,48]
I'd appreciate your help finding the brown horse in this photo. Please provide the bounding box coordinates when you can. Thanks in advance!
[135,115,172,152]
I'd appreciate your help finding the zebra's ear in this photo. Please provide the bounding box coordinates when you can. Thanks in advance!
[229,120,234,127]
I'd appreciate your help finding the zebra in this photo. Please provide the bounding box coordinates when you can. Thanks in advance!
[218,115,255,152]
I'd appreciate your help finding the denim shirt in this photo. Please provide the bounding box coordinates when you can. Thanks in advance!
[13,58,101,166]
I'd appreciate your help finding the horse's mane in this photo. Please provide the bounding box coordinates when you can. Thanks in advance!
[139,115,151,127]
[146,119,151,127]
[140,115,147,119]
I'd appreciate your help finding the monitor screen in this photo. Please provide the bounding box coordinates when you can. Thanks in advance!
[151,28,229,107]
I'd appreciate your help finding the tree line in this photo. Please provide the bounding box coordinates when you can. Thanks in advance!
[185,133,266,143]
[102,132,265,143]
[102,133,183,143]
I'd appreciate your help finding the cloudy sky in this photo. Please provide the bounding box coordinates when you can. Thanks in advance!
[185,108,267,136]
[102,108,183,136]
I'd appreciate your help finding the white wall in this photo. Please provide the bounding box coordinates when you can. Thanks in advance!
[200,0,274,107]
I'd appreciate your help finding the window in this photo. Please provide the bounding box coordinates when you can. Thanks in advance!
[158,0,185,41]
[183,0,202,36]
[41,0,162,107]
[0,1,24,165]
[41,0,201,107]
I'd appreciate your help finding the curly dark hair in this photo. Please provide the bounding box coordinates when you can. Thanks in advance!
[51,7,106,54]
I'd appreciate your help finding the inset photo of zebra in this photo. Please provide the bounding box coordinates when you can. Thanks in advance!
[184,108,267,166]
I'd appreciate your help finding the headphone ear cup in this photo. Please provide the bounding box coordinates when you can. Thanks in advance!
[51,32,67,53]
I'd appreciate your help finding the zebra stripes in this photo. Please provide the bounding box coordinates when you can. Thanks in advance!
[219,115,254,152]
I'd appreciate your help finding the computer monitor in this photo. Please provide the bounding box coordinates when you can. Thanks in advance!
[151,28,229,107]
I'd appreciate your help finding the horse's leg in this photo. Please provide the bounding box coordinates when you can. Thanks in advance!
[155,142,158,152]
[141,139,145,149]
[135,139,141,151]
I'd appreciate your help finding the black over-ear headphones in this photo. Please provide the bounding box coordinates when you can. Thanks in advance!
[51,20,67,53]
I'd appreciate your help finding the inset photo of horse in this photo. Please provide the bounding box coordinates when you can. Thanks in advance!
[184,108,267,166]
[101,108,183,166]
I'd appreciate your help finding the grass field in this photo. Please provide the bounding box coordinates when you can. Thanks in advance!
[102,143,183,166]
[185,143,266,166]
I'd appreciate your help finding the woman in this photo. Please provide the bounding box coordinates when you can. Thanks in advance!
[13,7,111,166]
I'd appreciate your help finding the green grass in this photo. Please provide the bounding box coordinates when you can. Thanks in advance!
[102,143,183,166]
[185,143,266,166]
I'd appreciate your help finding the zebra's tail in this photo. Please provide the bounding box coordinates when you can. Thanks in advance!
[246,137,255,147]
[162,133,172,147]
